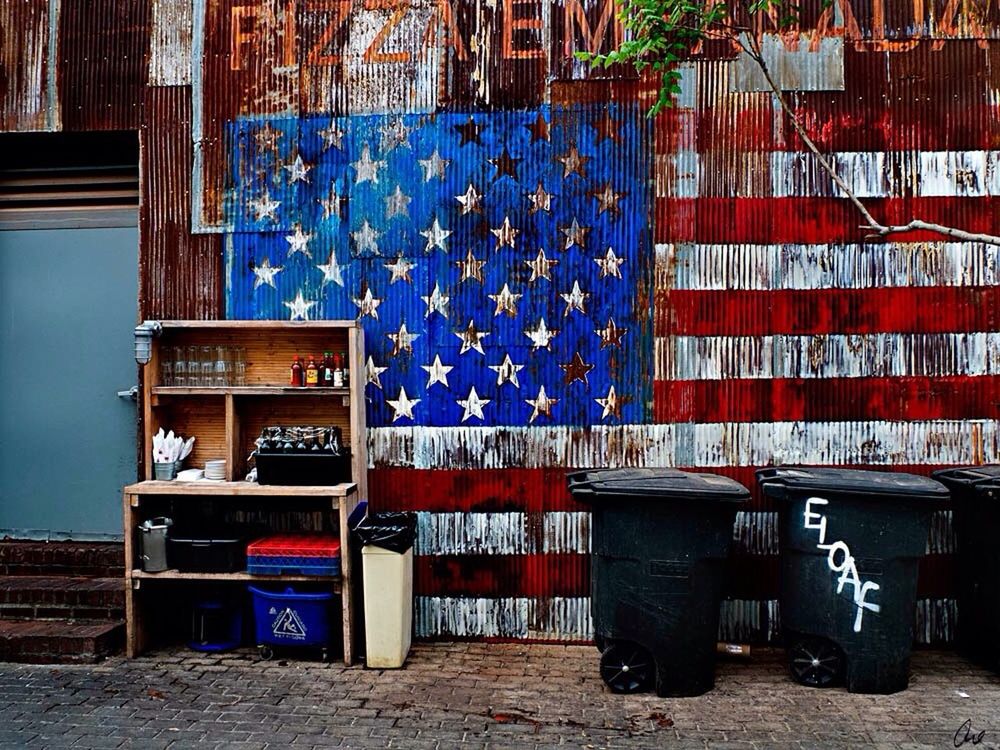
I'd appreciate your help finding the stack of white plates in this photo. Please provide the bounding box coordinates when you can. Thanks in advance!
[204,460,227,481]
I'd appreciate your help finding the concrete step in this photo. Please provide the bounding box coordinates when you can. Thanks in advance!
[0,619,124,664]
[0,541,123,578]
[0,577,123,620]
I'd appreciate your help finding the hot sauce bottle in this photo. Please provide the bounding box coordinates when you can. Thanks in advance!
[290,355,304,387]
[332,353,345,387]
[322,351,335,387]
[305,355,319,387]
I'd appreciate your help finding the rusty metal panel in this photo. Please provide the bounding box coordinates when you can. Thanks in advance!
[58,0,151,131]
[0,0,59,132]
[139,86,222,319]
[150,0,192,86]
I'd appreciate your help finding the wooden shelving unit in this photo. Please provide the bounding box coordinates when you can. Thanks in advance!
[124,321,367,664]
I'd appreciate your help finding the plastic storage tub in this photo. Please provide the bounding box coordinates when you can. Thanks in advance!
[247,534,341,576]
[757,467,948,694]
[567,468,749,697]
[255,451,351,486]
[168,534,246,572]
[248,585,335,661]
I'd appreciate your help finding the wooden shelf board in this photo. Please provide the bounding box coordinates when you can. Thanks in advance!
[153,386,351,397]
[130,569,342,586]
[125,480,357,497]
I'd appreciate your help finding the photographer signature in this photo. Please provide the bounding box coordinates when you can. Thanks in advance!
[954,719,987,748]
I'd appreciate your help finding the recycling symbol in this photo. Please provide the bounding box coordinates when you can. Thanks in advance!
[271,607,307,640]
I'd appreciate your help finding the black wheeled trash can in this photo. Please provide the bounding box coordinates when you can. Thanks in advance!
[567,468,749,697]
[931,465,1000,671]
[757,467,948,694]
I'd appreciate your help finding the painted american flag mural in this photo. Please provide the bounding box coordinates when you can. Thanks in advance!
[218,41,999,642]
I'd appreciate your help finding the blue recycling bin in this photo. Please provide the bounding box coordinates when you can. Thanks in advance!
[248,586,335,661]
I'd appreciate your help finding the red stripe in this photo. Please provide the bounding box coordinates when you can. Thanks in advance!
[415,554,589,597]
[654,377,1000,423]
[370,467,587,513]
[658,288,1000,336]
[654,197,1000,244]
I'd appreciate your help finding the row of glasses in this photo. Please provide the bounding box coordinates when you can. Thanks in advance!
[160,346,247,387]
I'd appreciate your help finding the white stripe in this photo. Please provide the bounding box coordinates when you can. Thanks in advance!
[415,597,591,640]
[656,242,1000,291]
[414,512,590,555]
[370,420,996,469]
[655,333,1000,380]
[655,150,1000,199]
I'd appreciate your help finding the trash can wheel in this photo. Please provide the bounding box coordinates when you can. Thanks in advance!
[257,645,274,661]
[600,642,654,694]
[788,636,843,688]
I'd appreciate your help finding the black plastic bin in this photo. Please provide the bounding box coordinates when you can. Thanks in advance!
[931,465,1000,671]
[567,468,749,697]
[757,467,948,694]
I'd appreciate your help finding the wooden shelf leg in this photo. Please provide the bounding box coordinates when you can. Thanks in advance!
[339,495,353,665]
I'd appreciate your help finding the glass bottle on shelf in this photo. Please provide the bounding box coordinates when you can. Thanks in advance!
[322,351,334,387]
[340,351,350,387]
[290,355,304,387]
[305,355,319,387]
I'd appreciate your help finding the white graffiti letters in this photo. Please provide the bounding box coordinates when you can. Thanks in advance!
[803,496,881,633]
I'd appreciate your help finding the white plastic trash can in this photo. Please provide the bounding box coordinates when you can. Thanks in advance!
[362,545,413,668]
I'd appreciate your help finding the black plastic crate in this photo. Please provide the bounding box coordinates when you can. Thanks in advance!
[168,536,247,573]
[255,451,352,486]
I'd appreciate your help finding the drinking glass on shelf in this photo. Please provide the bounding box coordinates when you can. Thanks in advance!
[186,345,200,386]
[200,346,213,387]
[234,347,247,386]
[172,346,187,386]
[214,346,230,387]
[160,359,174,387]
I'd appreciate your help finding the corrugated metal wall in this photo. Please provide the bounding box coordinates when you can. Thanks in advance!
[3,0,999,643]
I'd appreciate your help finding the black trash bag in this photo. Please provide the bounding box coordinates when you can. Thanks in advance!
[354,511,417,553]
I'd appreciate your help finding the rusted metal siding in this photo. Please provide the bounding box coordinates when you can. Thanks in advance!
[139,86,222,319]
[150,0,193,86]
[58,0,151,131]
[0,0,59,132]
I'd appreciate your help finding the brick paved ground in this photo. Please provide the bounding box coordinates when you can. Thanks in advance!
[0,644,998,749]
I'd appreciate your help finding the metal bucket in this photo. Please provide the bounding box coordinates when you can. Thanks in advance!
[153,462,176,480]
[139,517,173,572]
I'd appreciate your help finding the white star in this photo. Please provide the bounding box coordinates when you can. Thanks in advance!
[561,281,590,317]
[316,251,344,287]
[596,385,630,420]
[457,386,491,423]
[387,386,420,422]
[249,190,281,222]
[526,182,552,214]
[455,249,486,284]
[352,288,382,320]
[454,319,489,355]
[490,216,519,248]
[595,247,626,279]
[421,355,454,389]
[556,143,589,179]
[455,183,483,215]
[561,217,590,250]
[254,123,282,153]
[365,357,388,389]
[420,217,452,253]
[283,290,317,321]
[380,118,411,152]
[284,154,312,183]
[318,120,345,150]
[489,354,525,388]
[525,384,558,423]
[384,255,415,284]
[421,282,450,318]
[525,248,558,283]
[285,225,313,258]
[351,220,381,256]
[384,185,411,219]
[318,183,342,220]
[352,144,385,184]
[488,283,522,318]
[524,318,559,350]
[387,322,419,356]
[418,149,450,182]
[252,257,283,289]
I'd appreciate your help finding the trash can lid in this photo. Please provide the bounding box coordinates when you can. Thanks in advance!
[756,467,949,501]
[932,466,1000,496]
[567,468,750,503]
